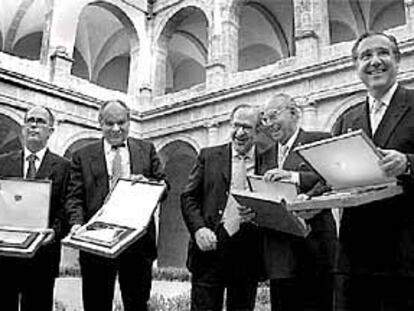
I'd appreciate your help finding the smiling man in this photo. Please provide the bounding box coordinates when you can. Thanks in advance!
[0,106,70,311]
[333,32,414,310]
[66,99,167,311]
[181,104,273,311]
[259,94,337,311]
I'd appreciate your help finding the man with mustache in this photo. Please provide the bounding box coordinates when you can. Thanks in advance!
[259,93,337,311]
[0,106,70,310]
[181,104,272,311]
[333,32,414,310]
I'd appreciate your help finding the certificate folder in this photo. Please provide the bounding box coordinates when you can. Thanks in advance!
[232,176,308,237]
[63,178,166,258]
[290,130,403,211]
[0,178,51,258]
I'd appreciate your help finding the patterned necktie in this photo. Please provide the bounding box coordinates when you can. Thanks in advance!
[233,154,247,190]
[26,153,38,179]
[278,144,289,168]
[111,148,123,186]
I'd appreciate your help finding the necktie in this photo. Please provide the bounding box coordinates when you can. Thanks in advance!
[233,154,247,190]
[278,144,289,168]
[26,154,37,179]
[111,148,123,186]
[371,99,385,134]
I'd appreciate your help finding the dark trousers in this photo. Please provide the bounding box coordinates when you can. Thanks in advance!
[189,226,260,311]
[0,246,59,311]
[80,250,153,311]
[335,274,414,311]
[270,273,334,311]
[191,271,258,311]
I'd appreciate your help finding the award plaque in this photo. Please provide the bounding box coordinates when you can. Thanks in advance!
[0,178,51,257]
[231,130,404,235]
[290,130,403,211]
[232,176,308,237]
[63,178,167,258]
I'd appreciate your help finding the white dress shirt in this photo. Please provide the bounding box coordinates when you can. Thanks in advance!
[103,140,131,180]
[369,82,398,134]
[23,147,47,178]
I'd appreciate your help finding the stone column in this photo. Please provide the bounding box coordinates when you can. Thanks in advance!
[206,121,220,146]
[293,0,329,60]
[405,0,414,31]
[139,84,152,110]
[221,6,239,73]
[153,37,169,96]
[49,46,74,83]
[298,97,318,131]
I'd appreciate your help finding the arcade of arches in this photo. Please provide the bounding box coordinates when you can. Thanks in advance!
[1,0,414,268]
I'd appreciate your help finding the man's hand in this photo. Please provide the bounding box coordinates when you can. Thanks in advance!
[237,205,256,224]
[264,168,292,182]
[378,149,408,177]
[130,174,150,184]
[195,227,217,252]
[68,224,82,236]
[41,228,55,245]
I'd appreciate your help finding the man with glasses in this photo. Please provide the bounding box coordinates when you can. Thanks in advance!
[181,104,275,310]
[333,32,414,310]
[259,93,336,311]
[0,106,71,310]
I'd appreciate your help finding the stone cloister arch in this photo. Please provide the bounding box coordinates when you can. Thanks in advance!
[157,140,197,267]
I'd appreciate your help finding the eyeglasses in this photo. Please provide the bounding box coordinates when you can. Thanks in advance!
[25,117,49,127]
[231,123,254,132]
[261,107,288,125]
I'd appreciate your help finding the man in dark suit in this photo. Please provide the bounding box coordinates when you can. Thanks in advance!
[259,93,337,311]
[332,32,414,310]
[0,106,70,311]
[65,99,167,311]
[181,104,269,311]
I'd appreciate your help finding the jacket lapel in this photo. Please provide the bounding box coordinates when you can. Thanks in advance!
[220,144,231,188]
[283,129,304,170]
[36,150,54,179]
[128,138,145,175]
[374,86,410,147]
[255,142,277,175]
[353,101,372,138]
[88,140,109,191]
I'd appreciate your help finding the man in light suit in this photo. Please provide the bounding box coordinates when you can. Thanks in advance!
[333,32,414,310]
[181,104,272,311]
[65,99,167,311]
[259,93,337,311]
[0,106,71,311]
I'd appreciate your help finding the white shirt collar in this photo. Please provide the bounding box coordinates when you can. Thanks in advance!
[368,82,398,110]
[278,126,300,152]
[103,139,128,155]
[24,146,47,163]
[232,144,255,160]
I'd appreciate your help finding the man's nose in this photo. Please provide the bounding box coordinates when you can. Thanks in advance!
[112,123,120,131]
[370,53,382,65]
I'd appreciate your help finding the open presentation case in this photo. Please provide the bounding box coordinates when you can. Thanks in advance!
[0,178,51,258]
[63,178,166,258]
[232,130,403,236]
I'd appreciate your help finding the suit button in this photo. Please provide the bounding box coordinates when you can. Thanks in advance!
[218,210,223,215]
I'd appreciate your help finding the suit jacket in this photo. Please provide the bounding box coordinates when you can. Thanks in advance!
[257,129,337,279]
[65,137,166,261]
[181,143,275,280]
[0,149,70,276]
[333,85,414,277]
